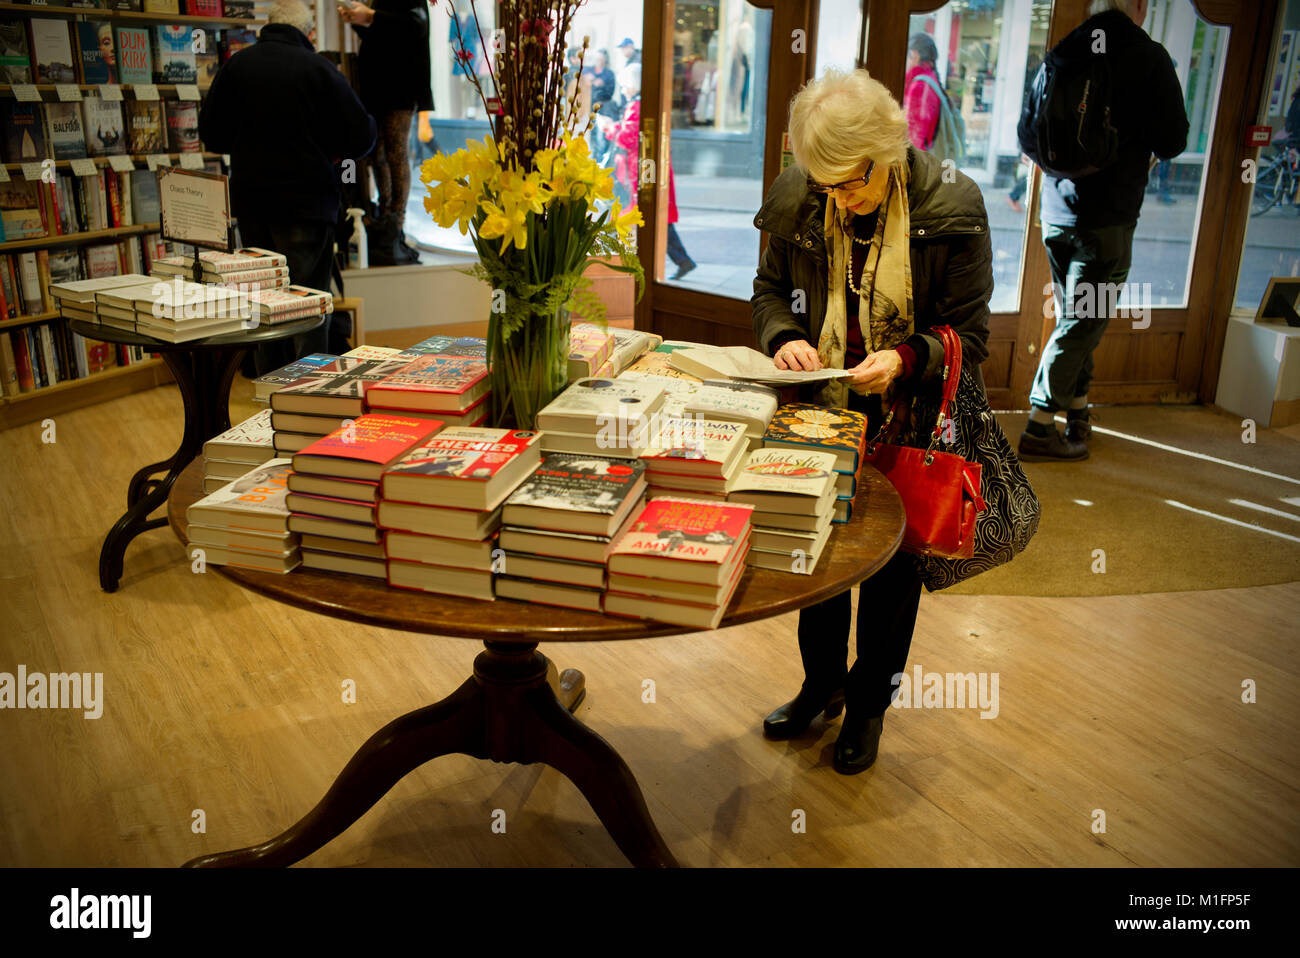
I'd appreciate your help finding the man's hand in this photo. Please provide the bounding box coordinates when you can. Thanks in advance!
[773,339,822,371]
[848,349,903,393]
[339,2,375,26]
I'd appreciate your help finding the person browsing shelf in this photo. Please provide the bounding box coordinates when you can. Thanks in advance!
[751,68,993,775]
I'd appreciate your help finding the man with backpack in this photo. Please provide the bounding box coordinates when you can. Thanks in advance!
[1016,0,1187,461]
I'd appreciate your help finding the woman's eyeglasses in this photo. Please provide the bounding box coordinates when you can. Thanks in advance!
[807,161,876,194]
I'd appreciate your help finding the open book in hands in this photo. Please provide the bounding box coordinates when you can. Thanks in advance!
[668,345,853,386]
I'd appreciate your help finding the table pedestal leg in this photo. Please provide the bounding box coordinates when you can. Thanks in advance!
[98,347,245,592]
[182,642,678,868]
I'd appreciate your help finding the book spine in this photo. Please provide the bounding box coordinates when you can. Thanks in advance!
[12,331,34,392]
[35,249,52,314]
[34,181,50,238]
[1,258,18,318]
[0,330,19,397]
[107,168,123,228]
[0,261,10,321]
[18,253,42,316]
[46,180,63,236]
[28,326,46,388]
[96,170,107,230]
[70,329,89,379]
[120,171,133,226]
[40,324,62,383]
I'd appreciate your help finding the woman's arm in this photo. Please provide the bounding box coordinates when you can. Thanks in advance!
[751,235,810,355]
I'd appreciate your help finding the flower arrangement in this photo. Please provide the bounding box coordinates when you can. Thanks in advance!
[420,0,644,429]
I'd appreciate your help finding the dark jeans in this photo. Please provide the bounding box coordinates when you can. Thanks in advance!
[1029,221,1135,413]
[666,223,692,269]
[793,390,925,719]
[237,218,336,378]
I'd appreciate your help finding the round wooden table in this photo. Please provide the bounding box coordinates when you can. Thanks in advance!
[168,456,905,867]
[73,316,324,592]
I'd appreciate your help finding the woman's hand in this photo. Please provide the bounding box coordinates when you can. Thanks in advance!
[339,2,375,26]
[773,339,822,371]
[848,349,903,393]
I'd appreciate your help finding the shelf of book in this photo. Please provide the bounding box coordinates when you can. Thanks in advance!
[0,222,160,253]
[0,83,215,97]
[0,355,169,430]
[4,152,222,171]
[0,4,267,29]
[0,309,60,331]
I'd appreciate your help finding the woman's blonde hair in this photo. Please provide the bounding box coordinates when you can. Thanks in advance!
[788,68,909,183]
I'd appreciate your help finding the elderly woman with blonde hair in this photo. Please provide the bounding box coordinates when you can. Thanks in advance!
[751,68,993,775]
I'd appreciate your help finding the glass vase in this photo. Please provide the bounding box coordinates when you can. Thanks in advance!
[488,303,570,431]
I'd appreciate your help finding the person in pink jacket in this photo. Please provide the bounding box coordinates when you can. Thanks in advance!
[599,63,697,280]
[903,33,942,152]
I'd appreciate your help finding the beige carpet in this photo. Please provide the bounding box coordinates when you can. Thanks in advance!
[944,405,1300,596]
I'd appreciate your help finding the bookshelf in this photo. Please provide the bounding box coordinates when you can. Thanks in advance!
[0,4,266,427]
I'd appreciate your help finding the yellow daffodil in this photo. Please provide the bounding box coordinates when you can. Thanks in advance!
[478,199,528,254]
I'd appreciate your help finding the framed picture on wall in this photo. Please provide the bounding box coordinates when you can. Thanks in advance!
[1268,29,1295,116]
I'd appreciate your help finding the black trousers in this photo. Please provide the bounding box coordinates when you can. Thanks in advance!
[237,218,336,378]
[793,390,925,719]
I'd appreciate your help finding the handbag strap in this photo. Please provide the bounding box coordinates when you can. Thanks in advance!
[865,326,964,454]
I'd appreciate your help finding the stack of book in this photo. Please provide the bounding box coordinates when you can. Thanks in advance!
[365,353,491,429]
[378,427,542,599]
[604,497,754,629]
[48,273,153,321]
[639,416,749,500]
[201,408,274,494]
[568,322,614,380]
[269,355,411,455]
[252,352,338,406]
[727,448,839,575]
[70,275,252,343]
[495,453,648,612]
[184,459,300,573]
[536,376,667,459]
[242,285,332,325]
[285,414,445,578]
[151,248,288,285]
[618,369,778,449]
[763,403,869,523]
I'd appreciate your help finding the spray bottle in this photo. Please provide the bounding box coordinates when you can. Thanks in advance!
[345,208,368,269]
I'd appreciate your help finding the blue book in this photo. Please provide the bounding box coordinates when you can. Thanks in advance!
[151,24,196,84]
[75,21,117,84]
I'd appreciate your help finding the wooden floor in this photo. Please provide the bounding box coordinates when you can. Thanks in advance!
[1,381,1297,867]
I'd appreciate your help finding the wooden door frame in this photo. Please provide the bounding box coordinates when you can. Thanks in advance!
[635,0,820,341]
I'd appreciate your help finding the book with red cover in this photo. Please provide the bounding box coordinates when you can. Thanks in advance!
[607,497,754,584]
[381,427,542,511]
[184,0,224,16]
[367,355,490,413]
[291,413,444,481]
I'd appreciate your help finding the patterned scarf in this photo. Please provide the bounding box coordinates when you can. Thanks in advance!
[815,160,914,407]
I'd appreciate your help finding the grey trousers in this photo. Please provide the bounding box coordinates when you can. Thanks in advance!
[1029,222,1136,413]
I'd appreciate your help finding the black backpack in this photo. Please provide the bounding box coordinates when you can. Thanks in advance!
[1019,48,1119,179]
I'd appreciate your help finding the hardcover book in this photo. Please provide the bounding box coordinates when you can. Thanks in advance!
[641,417,749,479]
[292,413,445,481]
[185,459,294,533]
[568,322,614,380]
[194,28,219,88]
[0,18,33,84]
[163,99,199,153]
[536,376,667,434]
[44,103,87,160]
[381,427,542,512]
[607,496,754,585]
[396,335,454,357]
[0,180,45,241]
[366,355,490,413]
[183,0,223,15]
[114,26,152,85]
[80,97,126,156]
[129,170,161,222]
[622,350,702,382]
[217,28,255,63]
[203,408,274,463]
[75,21,117,84]
[502,452,647,536]
[151,24,196,84]
[270,358,411,418]
[28,19,75,84]
[125,100,165,154]
[607,327,663,374]
[245,284,332,316]
[1,102,45,164]
[763,403,869,473]
[727,448,839,516]
[143,1,181,14]
[253,353,339,400]
[222,0,255,16]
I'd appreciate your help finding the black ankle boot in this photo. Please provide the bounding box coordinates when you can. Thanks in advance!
[833,711,884,774]
[763,685,845,740]
[366,215,399,267]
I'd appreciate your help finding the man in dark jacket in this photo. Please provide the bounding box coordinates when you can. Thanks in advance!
[200,0,377,374]
[1016,0,1187,460]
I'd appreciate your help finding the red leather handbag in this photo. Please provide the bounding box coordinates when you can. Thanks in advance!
[862,325,985,559]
